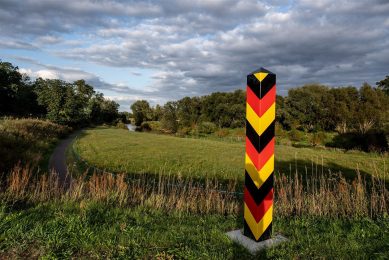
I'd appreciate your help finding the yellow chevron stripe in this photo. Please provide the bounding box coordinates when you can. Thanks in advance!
[244,203,273,240]
[245,153,274,189]
[246,102,275,136]
[254,72,268,82]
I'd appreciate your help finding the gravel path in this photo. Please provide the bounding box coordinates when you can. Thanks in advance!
[48,131,80,186]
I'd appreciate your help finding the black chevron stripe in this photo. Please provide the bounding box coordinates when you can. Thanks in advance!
[260,74,276,98]
[245,171,273,205]
[246,119,275,154]
[244,220,273,242]
[247,73,276,99]
[260,222,272,241]
[243,219,256,241]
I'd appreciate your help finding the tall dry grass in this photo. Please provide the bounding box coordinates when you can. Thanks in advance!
[276,171,388,218]
[2,165,388,218]
[0,118,72,171]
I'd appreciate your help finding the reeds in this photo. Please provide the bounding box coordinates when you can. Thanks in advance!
[275,170,388,218]
[2,165,388,218]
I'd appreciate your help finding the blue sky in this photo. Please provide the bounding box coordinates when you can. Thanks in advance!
[1,0,388,111]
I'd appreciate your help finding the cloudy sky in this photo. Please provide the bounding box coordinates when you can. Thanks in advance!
[1,0,388,111]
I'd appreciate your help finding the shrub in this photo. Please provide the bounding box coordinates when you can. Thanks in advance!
[177,126,192,136]
[0,118,71,141]
[288,129,304,142]
[215,129,229,138]
[116,122,128,130]
[147,121,162,132]
[310,131,327,146]
[275,123,287,138]
[0,118,71,172]
[230,119,244,128]
[140,122,152,132]
[197,122,217,134]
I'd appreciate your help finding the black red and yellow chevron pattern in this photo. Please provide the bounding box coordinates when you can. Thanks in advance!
[243,67,276,242]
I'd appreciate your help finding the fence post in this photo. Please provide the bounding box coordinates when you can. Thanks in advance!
[244,67,276,241]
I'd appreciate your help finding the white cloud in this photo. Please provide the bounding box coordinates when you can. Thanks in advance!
[35,69,59,79]
[1,0,389,109]
[36,35,62,45]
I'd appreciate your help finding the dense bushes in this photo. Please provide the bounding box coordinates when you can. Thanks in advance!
[0,118,71,172]
[197,122,217,134]
[0,118,70,140]
[140,122,152,132]
[328,131,389,152]
[287,129,303,142]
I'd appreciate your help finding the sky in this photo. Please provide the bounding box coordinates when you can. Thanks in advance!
[1,0,388,111]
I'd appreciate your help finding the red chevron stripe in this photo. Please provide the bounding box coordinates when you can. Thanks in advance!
[246,136,275,170]
[246,84,276,117]
[244,187,273,222]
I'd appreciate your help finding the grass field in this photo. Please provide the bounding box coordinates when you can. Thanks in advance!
[1,201,388,259]
[72,127,388,181]
[1,127,387,258]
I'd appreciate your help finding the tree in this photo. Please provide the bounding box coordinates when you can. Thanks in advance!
[376,75,389,95]
[130,100,152,126]
[0,61,21,114]
[34,78,119,126]
[0,60,119,125]
[153,104,164,121]
[161,101,178,133]
[0,60,43,116]
[330,87,359,133]
[276,95,293,130]
[357,83,389,133]
[100,99,120,123]
[285,84,330,131]
[198,90,245,128]
[177,96,202,127]
[34,78,69,124]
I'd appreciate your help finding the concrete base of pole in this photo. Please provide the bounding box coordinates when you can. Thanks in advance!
[226,229,288,255]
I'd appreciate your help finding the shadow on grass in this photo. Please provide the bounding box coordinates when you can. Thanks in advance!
[275,158,373,180]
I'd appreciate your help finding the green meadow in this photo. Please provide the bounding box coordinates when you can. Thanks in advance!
[1,122,388,258]
[1,202,388,259]
[72,127,388,181]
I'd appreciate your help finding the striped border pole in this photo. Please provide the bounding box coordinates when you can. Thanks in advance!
[244,67,276,242]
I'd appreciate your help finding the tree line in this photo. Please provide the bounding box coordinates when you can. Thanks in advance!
[130,89,246,132]
[131,80,389,134]
[277,83,389,133]
[131,76,389,151]
[2,58,388,149]
[0,60,120,127]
